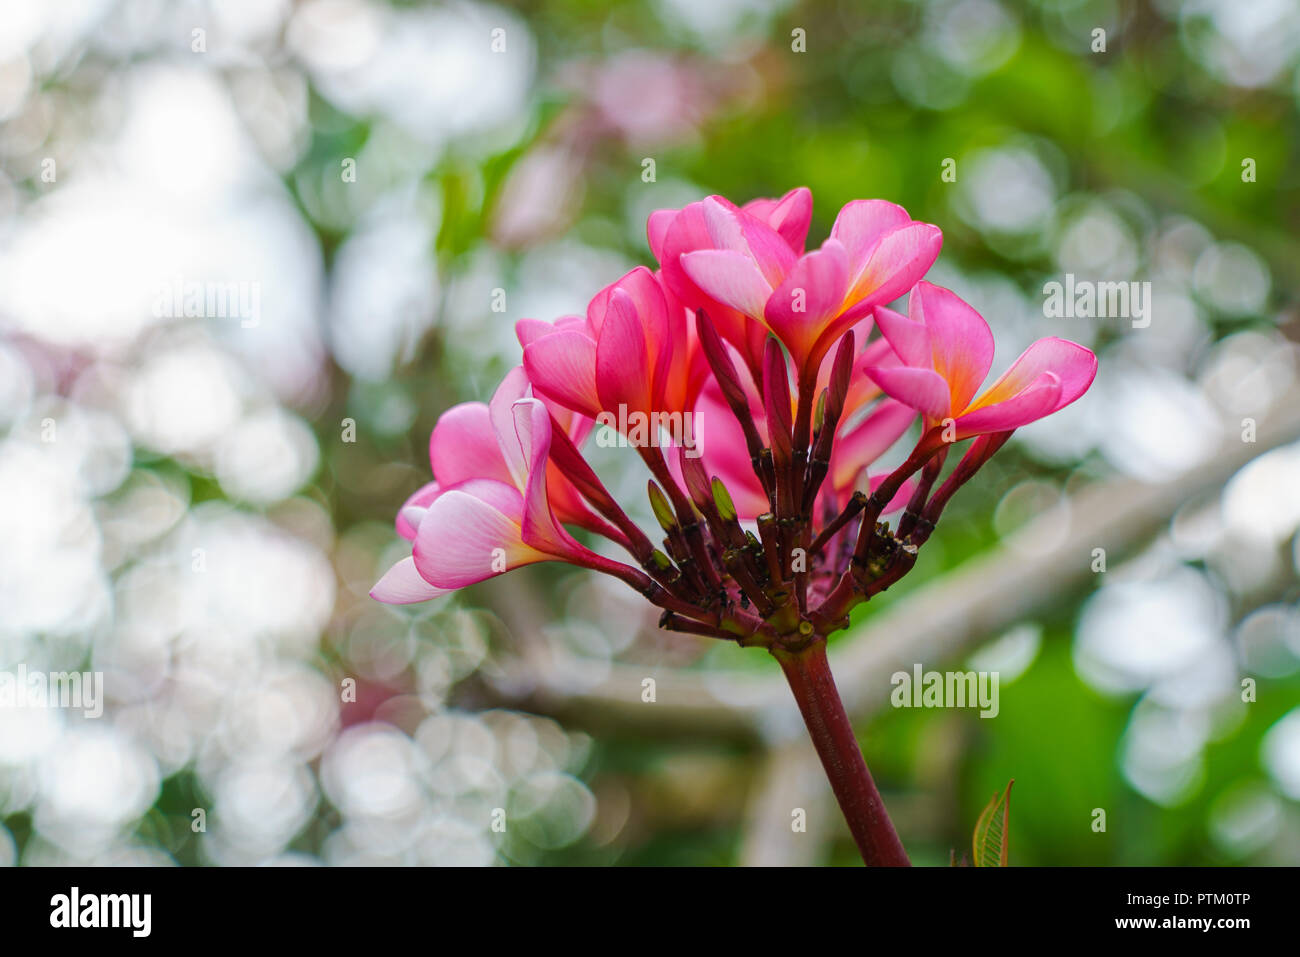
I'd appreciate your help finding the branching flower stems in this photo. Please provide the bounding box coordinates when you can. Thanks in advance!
[573,310,1014,865]
[372,189,1098,866]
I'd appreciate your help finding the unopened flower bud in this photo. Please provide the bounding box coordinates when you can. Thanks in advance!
[762,338,793,466]
[712,477,737,524]
[647,480,677,532]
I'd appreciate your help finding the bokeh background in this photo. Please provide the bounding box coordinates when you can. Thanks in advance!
[1,0,1299,866]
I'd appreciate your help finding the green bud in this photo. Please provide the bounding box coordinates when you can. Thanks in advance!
[647,481,677,531]
[711,477,737,523]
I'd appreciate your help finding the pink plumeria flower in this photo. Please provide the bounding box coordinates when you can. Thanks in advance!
[373,188,1102,867]
[370,369,623,604]
[404,366,610,540]
[651,187,813,376]
[519,266,706,427]
[655,192,942,378]
[866,281,1099,441]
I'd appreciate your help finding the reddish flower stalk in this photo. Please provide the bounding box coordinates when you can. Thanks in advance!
[773,639,910,866]
[372,188,1098,865]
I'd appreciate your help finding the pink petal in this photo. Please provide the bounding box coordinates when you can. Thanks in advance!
[830,399,917,491]
[658,277,707,414]
[496,363,532,403]
[595,290,652,415]
[743,187,813,254]
[559,408,595,448]
[763,239,851,368]
[399,505,425,530]
[516,315,587,349]
[680,249,773,320]
[509,396,547,472]
[912,281,994,412]
[412,480,546,588]
[429,403,510,487]
[955,372,1063,437]
[523,329,602,420]
[592,269,672,404]
[830,199,914,265]
[871,305,930,368]
[647,208,677,262]
[396,481,441,540]
[657,200,789,369]
[556,314,590,333]
[844,223,944,314]
[512,399,574,552]
[857,335,898,367]
[516,318,552,348]
[864,365,952,422]
[700,196,798,288]
[370,556,450,604]
[511,399,624,571]
[588,266,667,338]
[968,337,1098,413]
[489,367,535,490]
[656,200,716,307]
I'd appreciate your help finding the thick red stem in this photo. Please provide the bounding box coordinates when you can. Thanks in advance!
[772,639,910,866]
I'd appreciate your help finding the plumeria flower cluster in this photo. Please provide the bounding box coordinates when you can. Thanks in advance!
[374,188,1096,646]
[372,188,1096,865]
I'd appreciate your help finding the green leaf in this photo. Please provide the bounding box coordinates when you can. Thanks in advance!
[972,779,1014,867]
